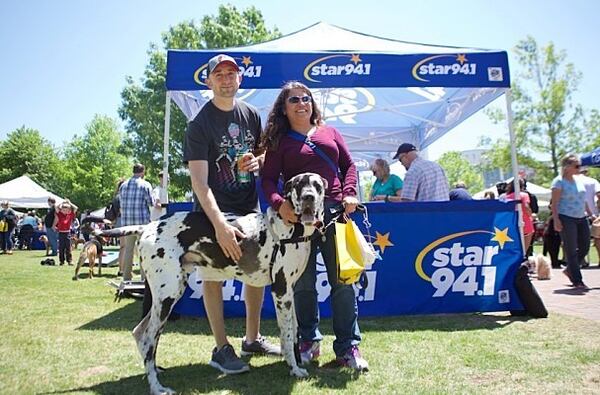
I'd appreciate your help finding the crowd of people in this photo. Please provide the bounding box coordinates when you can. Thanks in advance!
[1,54,599,376]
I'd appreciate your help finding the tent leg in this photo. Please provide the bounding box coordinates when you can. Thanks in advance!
[505,89,525,258]
[162,91,171,190]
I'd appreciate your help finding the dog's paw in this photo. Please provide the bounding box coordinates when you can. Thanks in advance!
[72,276,78,281]
[289,366,309,378]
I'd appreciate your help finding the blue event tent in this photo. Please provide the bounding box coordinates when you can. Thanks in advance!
[581,147,600,167]
[162,22,519,183]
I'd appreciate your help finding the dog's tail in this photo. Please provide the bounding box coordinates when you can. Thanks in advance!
[95,225,145,238]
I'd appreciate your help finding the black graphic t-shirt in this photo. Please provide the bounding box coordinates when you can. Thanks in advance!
[183,100,262,215]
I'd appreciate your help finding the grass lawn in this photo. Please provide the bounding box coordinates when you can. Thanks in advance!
[1,249,599,394]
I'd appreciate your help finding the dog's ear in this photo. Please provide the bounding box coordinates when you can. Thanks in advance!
[319,176,328,192]
[283,178,294,198]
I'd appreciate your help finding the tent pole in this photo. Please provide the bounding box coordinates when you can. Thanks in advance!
[162,91,171,191]
[505,89,525,257]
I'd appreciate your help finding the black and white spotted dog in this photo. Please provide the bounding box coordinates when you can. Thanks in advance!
[97,172,326,395]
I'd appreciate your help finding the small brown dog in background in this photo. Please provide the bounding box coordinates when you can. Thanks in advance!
[38,235,51,256]
[72,238,103,280]
[535,254,552,280]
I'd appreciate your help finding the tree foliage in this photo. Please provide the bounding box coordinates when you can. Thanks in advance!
[437,151,483,194]
[0,126,61,190]
[119,4,280,199]
[59,115,132,210]
[483,36,589,183]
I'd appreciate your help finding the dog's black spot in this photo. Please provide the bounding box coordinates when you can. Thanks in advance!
[284,301,292,310]
[156,248,165,258]
[160,297,175,321]
[271,268,287,298]
[237,236,261,274]
[258,229,267,246]
[176,212,237,269]
[145,345,154,363]
[160,283,166,288]
[280,244,286,256]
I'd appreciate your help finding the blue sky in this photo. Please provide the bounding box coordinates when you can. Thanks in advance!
[1,0,598,160]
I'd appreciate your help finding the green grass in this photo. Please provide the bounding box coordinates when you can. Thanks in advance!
[1,250,599,394]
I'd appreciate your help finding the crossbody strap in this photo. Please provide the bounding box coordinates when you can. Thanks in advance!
[287,130,340,175]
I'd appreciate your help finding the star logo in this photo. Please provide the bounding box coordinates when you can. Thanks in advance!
[490,227,513,249]
[241,56,253,67]
[351,54,362,65]
[456,54,467,65]
[373,231,394,254]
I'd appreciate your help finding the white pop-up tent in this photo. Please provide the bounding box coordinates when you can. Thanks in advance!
[0,175,64,208]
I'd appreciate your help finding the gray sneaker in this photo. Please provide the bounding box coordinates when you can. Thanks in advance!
[209,344,250,374]
[241,335,282,356]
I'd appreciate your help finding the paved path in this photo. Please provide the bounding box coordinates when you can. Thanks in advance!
[532,265,600,321]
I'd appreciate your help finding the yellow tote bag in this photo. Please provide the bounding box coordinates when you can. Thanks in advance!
[335,219,366,285]
[0,220,7,232]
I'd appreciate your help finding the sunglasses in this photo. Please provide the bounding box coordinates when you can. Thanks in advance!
[287,95,312,104]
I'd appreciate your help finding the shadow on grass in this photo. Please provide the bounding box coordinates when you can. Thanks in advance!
[42,358,360,395]
[77,301,284,337]
[359,312,534,333]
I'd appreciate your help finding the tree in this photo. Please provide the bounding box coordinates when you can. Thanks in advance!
[483,36,587,183]
[59,115,132,210]
[437,151,483,194]
[119,4,280,199]
[0,126,61,188]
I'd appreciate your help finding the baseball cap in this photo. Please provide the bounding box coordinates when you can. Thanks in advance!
[207,54,239,76]
[393,143,417,159]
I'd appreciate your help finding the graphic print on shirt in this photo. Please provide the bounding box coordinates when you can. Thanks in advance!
[214,122,256,191]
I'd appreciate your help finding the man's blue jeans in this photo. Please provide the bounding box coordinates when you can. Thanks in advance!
[294,202,361,357]
[46,227,58,255]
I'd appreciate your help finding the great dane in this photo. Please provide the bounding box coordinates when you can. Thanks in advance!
[98,172,326,395]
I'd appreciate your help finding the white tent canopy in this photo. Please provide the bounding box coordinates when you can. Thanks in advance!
[0,175,64,208]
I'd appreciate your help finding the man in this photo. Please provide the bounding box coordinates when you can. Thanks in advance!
[183,54,280,375]
[393,143,450,201]
[118,163,155,281]
[150,171,168,221]
[449,181,472,201]
[578,167,600,265]
[44,197,58,256]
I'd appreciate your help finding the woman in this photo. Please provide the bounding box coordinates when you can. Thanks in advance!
[261,81,368,371]
[369,158,403,202]
[0,200,18,255]
[551,154,594,289]
[505,178,534,253]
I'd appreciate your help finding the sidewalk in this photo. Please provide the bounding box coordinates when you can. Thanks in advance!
[532,265,600,321]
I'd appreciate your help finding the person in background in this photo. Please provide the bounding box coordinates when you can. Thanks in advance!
[543,199,563,269]
[183,54,280,375]
[483,191,496,200]
[393,143,449,202]
[261,81,368,371]
[449,181,472,200]
[369,158,403,202]
[577,167,600,266]
[54,199,78,265]
[119,163,155,281]
[551,154,595,289]
[44,197,58,256]
[19,211,39,250]
[505,178,534,255]
[0,200,18,255]
[150,171,168,221]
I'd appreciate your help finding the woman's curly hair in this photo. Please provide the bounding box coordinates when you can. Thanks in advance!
[260,81,323,152]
